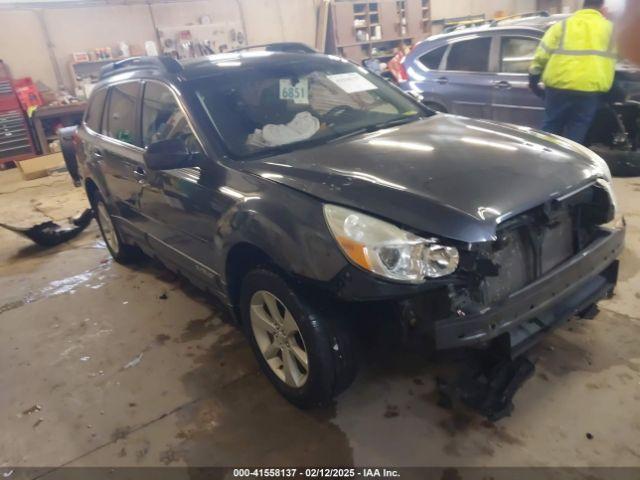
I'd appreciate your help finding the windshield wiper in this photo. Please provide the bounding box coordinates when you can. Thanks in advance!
[368,115,421,131]
[327,115,421,144]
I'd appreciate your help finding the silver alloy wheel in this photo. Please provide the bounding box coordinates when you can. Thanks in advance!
[250,290,309,388]
[96,201,120,255]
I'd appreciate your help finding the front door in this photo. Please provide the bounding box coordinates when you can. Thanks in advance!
[491,35,545,128]
[137,81,227,291]
[437,35,495,119]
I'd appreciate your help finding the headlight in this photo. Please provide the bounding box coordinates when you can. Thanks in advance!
[323,205,459,283]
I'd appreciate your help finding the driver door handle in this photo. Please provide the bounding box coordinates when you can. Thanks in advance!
[493,80,512,89]
[436,76,449,85]
[133,166,147,183]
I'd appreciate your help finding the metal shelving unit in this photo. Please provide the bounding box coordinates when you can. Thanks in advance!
[330,0,431,63]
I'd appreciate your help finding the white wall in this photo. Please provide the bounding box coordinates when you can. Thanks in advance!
[44,4,157,88]
[0,0,317,90]
[431,0,538,21]
[0,10,53,87]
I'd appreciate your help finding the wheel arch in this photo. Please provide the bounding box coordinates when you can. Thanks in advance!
[225,242,276,321]
[84,178,100,206]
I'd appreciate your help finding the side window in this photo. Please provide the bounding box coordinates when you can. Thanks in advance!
[418,45,447,70]
[102,82,140,146]
[500,37,539,74]
[445,37,492,72]
[84,88,107,132]
[141,82,198,150]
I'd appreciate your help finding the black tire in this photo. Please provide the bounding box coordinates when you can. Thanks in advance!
[91,191,144,264]
[240,268,357,408]
[589,145,640,177]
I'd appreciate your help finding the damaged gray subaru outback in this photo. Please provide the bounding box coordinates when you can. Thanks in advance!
[76,52,625,408]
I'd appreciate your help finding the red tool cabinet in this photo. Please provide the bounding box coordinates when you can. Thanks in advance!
[0,60,37,166]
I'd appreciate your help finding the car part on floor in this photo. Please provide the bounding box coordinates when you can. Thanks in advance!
[0,208,93,247]
[437,352,536,421]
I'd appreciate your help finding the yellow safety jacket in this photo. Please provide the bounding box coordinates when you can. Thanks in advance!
[529,9,616,93]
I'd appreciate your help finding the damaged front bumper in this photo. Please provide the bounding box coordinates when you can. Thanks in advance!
[429,226,625,356]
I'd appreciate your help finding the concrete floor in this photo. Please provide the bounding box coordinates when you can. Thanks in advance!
[0,167,639,471]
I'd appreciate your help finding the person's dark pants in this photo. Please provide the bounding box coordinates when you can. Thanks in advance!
[542,88,601,144]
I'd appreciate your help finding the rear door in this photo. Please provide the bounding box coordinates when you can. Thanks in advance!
[436,35,495,119]
[491,34,545,127]
[98,81,146,237]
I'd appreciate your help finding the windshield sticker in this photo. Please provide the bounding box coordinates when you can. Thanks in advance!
[327,72,377,93]
[279,79,309,105]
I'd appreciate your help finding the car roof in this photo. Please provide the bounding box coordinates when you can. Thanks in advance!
[178,51,332,80]
[421,13,567,45]
[96,51,340,86]
[495,13,568,28]
[416,25,542,48]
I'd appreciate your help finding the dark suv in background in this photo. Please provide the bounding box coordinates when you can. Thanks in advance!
[399,13,640,169]
[76,52,624,407]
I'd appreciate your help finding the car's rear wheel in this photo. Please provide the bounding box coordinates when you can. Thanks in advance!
[92,193,143,264]
[240,268,356,408]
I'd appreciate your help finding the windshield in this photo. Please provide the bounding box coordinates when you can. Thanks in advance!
[192,55,426,158]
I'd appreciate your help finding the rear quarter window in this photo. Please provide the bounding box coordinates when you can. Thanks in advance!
[418,45,447,70]
[84,88,107,132]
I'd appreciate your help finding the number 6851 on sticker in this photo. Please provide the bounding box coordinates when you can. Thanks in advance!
[279,79,309,105]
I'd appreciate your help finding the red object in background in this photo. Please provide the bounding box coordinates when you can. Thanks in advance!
[13,77,43,112]
[388,50,409,83]
[0,61,38,165]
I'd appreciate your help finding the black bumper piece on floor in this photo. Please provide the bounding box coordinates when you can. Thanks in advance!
[432,227,625,355]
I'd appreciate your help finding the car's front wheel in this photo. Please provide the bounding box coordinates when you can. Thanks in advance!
[240,268,356,408]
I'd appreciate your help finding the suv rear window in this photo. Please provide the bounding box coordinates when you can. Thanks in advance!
[446,37,492,72]
[418,45,447,70]
[103,82,140,146]
[84,88,107,132]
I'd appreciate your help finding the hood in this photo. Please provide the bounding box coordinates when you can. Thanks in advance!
[239,115,606,243]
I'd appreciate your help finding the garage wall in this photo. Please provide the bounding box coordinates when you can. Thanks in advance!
[0,10,53,88]
[431,0,538,22]
[0,0,317,91]
[43,4,156,88]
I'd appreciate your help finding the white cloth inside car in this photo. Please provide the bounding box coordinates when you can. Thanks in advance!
[247,111,320,148]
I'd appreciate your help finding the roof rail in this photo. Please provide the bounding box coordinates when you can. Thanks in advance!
[98,56,182,80]
[229,42,317,54]
[490,10,550,26]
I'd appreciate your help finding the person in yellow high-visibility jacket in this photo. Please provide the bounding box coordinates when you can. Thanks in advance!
[529,0,616,144]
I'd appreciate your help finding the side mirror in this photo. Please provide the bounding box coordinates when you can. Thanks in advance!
[143,138,199,170]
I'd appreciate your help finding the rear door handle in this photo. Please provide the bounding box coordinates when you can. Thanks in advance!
[493,80,512,89]
[92,149,103,158]
[436,76,449,85]
[133,166,147,183]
